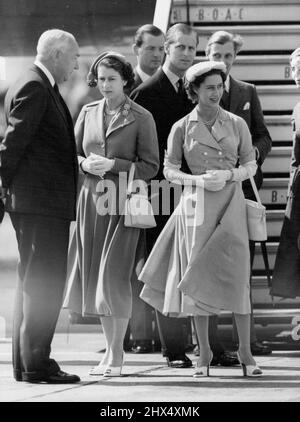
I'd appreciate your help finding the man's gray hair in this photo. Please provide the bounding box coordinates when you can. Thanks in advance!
[36,29,76,60]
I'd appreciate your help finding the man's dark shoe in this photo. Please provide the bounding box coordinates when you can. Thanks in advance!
[193,345,200,356]
[185,343,197,353]
[166,355,193,368]
[132,340,152,354]
[27,370,81,384]
[251,341,272,356]
[211,351,239,367]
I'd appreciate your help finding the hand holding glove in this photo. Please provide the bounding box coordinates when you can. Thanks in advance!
[81,153,115,176]
[202,170,232,192]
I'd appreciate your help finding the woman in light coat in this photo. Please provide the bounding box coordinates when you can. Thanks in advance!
[139,61,262,378]
[63,52,159,377]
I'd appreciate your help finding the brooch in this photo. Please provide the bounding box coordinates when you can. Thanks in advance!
[122,103,130,117]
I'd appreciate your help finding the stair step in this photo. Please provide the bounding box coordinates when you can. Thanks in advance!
[193,24,300,53]
[196,54,293,82]
[260,177,289,205]
[263,146,292,173]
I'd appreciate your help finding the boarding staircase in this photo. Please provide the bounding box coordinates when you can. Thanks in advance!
[167,0,300,347]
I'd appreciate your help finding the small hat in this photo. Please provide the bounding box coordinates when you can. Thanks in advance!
[185,61,226,83]
[87,51,127,87]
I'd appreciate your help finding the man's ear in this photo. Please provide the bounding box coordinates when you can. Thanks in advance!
[133,44,139,56]
[164,42,169,56]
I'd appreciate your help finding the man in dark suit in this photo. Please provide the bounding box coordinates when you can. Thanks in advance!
[0,29,81,383]
[205,30,273,365]
[124,24,166,354]
[131,24,165,90]
[131,23,198,368]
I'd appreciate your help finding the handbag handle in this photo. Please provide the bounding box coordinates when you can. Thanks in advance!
[127,163,135,195]
[247,168,262,206]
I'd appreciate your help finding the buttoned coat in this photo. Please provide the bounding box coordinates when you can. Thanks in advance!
[0,65,78,220]
[271,101,300,298]
[75,97,159,181]
[131,68,194,356]
[63,97,159,317]
[140,107,255,316]
[131,68,194,180]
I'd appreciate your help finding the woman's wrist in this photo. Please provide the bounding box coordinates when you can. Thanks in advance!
[79,158,87,173]
[227,169,235,182]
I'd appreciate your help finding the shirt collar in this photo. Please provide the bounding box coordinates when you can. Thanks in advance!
[224,75,230,93]
[34,59,55,87]
[189,105,230,122]
[136,65,152,83]
[162,63,182,91]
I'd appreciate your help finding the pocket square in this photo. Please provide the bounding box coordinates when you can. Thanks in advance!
[243,102,250,110]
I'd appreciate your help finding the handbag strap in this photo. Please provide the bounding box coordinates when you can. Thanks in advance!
[247,168,262,206]
[127,163,135,195]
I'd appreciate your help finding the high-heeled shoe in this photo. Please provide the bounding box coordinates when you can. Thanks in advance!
[89,363,107,376]
[103,352,125,378]
[237,352,263,377]
[103,365,122,377]
[193,352,213,378]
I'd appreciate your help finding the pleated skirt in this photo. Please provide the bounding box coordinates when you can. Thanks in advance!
[63,173,145,318]
[139,182,251,316]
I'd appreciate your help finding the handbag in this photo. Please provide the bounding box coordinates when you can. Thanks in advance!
[124,163,156,229]
[245,171,267,241]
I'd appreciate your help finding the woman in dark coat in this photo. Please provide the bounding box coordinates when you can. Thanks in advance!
[271,47,300,298]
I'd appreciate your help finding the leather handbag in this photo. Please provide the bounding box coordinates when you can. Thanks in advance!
[124,163,156,229]
[245,171,267,241]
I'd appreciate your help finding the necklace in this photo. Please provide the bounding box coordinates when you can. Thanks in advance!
[104,106,121,115]
[104,98,126,116]
[202,108,219,126]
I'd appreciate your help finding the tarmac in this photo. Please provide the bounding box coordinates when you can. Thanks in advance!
[1,217,300,410]
[1,330,300,405]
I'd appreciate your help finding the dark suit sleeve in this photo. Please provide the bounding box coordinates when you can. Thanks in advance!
[130,89,148,109]
[74,106,87,170]
[0,81,47,188]
[291,103,300,169]
[250,85,272,165]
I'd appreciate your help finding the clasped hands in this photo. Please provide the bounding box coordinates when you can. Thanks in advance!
[81,153,114,177]
[201,169,232,191]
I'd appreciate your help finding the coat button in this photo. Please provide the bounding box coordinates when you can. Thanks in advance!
[218,151,222,155]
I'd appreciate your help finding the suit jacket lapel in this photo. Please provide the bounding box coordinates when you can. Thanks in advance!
[156,70,185,113]
[228,76,242,114]
[49,86,72,128]
[187,108,223,151]
[134,69,143,86]
[32,65,71,128]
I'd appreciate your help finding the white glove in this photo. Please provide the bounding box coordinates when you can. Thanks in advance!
[202,170,231,192]
[81,153,114,176]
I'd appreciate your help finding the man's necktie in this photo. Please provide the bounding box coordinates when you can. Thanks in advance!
[177,78,185,96]
[53,83,73,131]
[221,89,230,111]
